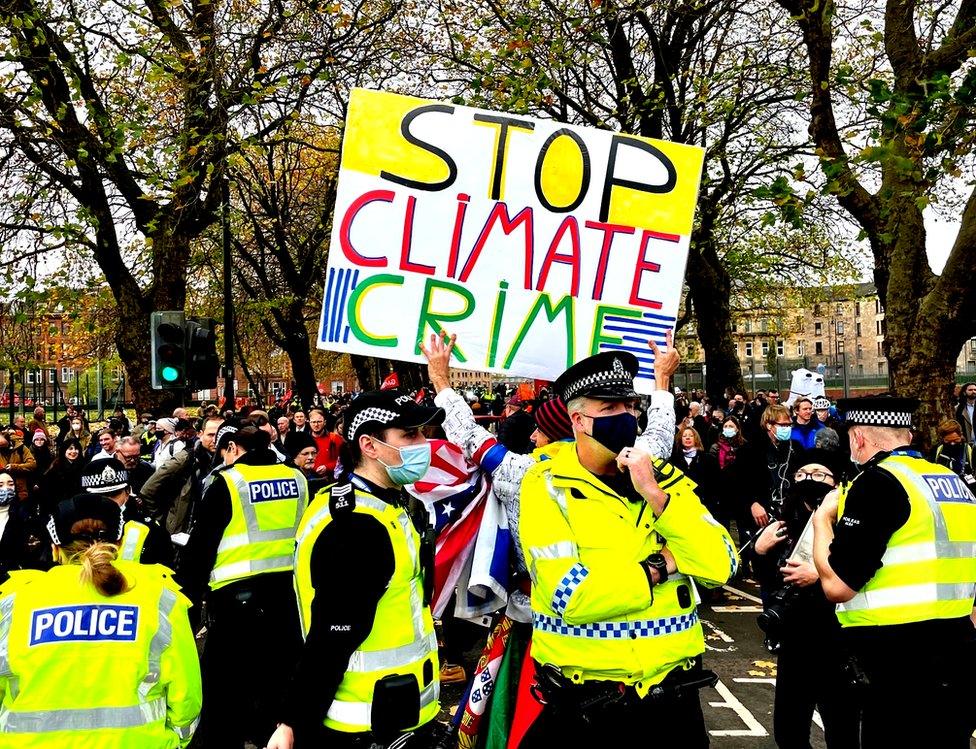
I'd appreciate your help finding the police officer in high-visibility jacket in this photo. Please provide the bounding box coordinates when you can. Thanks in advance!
[813,395,976,747]
[0,493,201,747]
[79,457,173,568]
[518,352,737,747]
[266,391,443,749]
[176,424,308,748]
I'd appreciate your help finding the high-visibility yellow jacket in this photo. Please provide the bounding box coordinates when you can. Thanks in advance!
[210,463,308,590]
[118,520,150,563]
[835,453,976,627]
[294,480,439,734]
[520,446,737,694]
[0,561,201,748]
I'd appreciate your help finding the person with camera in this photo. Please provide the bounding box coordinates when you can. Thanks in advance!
[814,395,976,747]
[753,449,859,748]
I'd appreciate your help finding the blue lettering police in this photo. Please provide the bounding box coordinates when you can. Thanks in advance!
[30,605,139,645]
[248,478,300,503]
[924,475,976,504]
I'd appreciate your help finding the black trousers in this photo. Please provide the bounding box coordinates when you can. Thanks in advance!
[520,673,710,748]
[191,577,303,748]
[773,639,859,748]
[856,636,976,748]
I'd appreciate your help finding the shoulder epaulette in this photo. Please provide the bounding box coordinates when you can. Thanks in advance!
[329,479,356,514]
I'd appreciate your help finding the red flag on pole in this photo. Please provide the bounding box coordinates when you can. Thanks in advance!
[380,372,400,390]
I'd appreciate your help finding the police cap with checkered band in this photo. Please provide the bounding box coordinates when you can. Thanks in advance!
[555,351,640,403]
[343,390,445,442]
[837,393,919,429]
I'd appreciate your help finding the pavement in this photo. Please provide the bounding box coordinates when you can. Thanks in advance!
[439,577,976,747]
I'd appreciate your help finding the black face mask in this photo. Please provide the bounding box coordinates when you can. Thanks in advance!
[154,430,165,440]
[790,479,833,509]
[586,411,639,456]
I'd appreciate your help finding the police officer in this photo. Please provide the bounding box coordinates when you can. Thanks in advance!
[266,391,443,749]
[518,352,738,746]
[79,457,173,568]
[813,395,976,747]
[0,493,200,746]
[177,424,308,748]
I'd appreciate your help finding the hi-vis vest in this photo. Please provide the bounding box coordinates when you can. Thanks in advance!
[210,463,308,591]
[294,478,439,734]
[520,447,738,694]
[836,453,976,627]
[118,520,150,563]
[0,562,201,748]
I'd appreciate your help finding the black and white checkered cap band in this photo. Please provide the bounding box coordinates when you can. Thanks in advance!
[46,512,125,546]
[346,408,399,441]
[845,409,913,428]
[563,370,634,402]
[215,425,238,446]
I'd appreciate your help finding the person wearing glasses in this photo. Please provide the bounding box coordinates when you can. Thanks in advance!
[753,448,859,748]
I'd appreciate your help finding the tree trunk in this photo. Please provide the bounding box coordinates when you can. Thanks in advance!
[685,236,745,405]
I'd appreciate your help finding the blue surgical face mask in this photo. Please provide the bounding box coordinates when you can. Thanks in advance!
[0,487,15,506]
[583,411,639,456]
[775,425,792,442]
[374,438,431,486]
[722,427,737,439]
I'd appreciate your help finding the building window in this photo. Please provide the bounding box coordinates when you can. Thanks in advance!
[876,299,883,314]
[856,344,863,360]
[777,340,784,356]
[836,321,844,336]
[876,320,882,336]
[969,361,976,373]
[735,342,739,357]
[797,342,804,356]
[813,304,822,316]
[877,341,883,356]
[878,361,886,374]
[815,341,823,355]
[857,364,864,375]
[745,342,753,357]
[855,302,861,316]
[731,323,738,333]
[836,304,843,315]
[61,367,75,383]
[48,369,55,384]
[969,338,976,352]
[795,316,804,333]
[745,320,752,333]
[856,322,862,337]
[760,319,768,333]
[815,322,822,336]
[762,341,770,356]
[837,339,845,353]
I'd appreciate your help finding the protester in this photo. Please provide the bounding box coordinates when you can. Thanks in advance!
[29,428,53,477]
[41,437,85,511]
[496,394,536,454]
[0,427,37,502]
[955,382,976,444]
[114,435,156,496]
[790,397,824,452]
[672,426,707,490]
[706,416,749,547]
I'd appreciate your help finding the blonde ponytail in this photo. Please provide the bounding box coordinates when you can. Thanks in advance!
[62,536,130,597]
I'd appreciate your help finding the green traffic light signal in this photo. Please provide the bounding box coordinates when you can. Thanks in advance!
[151,311,187,390]
[161,366,181,382]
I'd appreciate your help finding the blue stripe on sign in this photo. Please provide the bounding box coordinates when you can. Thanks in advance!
[321,268,337,343]
[330,268,347,342]
[620,335,665,346]
[641,312,678,322]
[334,268,356,344]
[340,270,360,345]
[600,342,666,356]
[604,316,674,329]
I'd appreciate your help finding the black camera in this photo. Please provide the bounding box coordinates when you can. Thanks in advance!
[756,583,798,652]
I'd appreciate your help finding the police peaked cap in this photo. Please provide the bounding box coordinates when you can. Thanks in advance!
[837,393,918,429]
[343,390,445,442]
[48,493,125,546]
[80,458,129,495]
[555,351,640,403]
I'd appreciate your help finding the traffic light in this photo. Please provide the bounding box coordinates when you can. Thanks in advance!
[151,311,187,389]
[186,317,219,389]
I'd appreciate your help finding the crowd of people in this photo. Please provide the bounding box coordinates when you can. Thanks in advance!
[0,349,974,748]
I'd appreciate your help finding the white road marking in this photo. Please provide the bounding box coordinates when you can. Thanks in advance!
[712,605,764,613]
[732,678,824,733]
[702,618,737,652]
[721,584,763,603]
[708,679,769,737]
[702,619,735,642]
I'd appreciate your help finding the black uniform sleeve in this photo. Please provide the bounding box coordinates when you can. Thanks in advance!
[142,519,175,570]
[828,468,911,591]
[174,474,231,615]
[279,512,395,733]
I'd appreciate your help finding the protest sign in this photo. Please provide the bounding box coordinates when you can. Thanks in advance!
[318,88,705,392]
